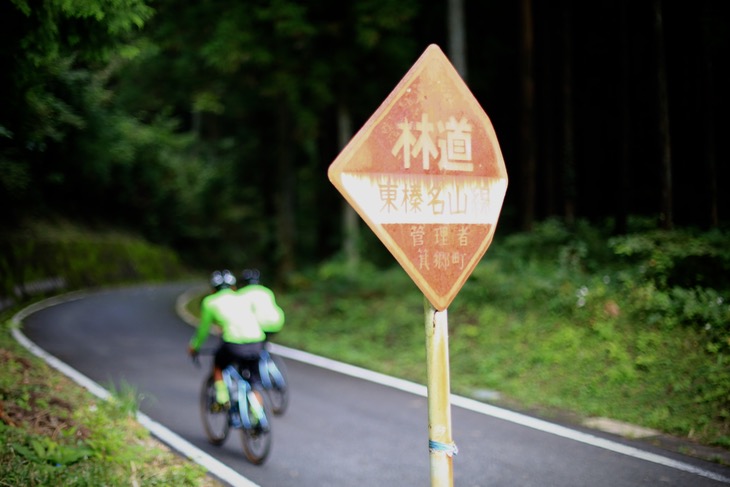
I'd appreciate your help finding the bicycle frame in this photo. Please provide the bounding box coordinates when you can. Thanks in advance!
[222,365,269,431]
[258,349,285,390]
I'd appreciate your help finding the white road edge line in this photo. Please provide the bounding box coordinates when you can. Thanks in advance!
[270,343,730,484]
[10,293,260,487]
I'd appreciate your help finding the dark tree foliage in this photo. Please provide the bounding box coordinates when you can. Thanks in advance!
[0,0,153,222]
[1,0,728,273]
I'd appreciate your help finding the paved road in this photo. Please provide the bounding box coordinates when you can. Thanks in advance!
[19,283,730,486]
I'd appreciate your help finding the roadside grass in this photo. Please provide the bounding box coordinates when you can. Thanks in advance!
[0,313,220,486]
[271,220,730,453]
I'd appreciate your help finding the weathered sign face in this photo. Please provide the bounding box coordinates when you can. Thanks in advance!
[328,44,508,310]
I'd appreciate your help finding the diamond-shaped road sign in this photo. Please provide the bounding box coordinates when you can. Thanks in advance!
[328,44,508,310]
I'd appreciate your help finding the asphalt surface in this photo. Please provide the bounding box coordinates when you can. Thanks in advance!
[19,283,730,486]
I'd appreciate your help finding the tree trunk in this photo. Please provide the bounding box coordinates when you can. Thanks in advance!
[520,0,536,231]
[275,101,296,282]
[561,1,576,226]
[338,102,360,275]
[653,0,673,230]
[700,6,718,228]
[615,0,631,234]
[447,0,467,80]
[539,15,557,219]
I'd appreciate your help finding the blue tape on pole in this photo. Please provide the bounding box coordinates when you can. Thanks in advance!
[429,439,459,457]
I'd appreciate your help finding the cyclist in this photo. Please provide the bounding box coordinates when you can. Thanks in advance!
[188,269,285,406]
[237,267,285,343]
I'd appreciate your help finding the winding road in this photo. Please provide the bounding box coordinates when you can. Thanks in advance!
[16,283,730,486]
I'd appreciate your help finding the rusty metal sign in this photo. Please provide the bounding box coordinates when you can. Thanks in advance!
[328,44,508,310]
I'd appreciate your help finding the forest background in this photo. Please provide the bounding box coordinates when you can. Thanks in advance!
[2,0,729,277]
[2,0,730,458]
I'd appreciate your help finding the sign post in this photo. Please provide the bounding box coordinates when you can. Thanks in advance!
[328,44,507,486]
[425,300,456,485]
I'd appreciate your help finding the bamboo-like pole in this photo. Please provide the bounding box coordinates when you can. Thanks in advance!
[425,297,456,486]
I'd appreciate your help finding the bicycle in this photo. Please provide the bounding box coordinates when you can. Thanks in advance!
[259,342,289,415]
[195,353,273,465]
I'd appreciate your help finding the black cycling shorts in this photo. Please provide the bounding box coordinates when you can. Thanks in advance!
[214,341,264,384]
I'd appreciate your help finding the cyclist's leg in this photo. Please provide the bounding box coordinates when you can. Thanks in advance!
[213,344,236,405]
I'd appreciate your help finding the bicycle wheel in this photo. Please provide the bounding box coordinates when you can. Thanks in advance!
[240,385,272,465]
[263,354,289,415]
[200,375,229,445]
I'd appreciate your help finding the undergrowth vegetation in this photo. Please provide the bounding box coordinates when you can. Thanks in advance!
[276,219,730,449]
[0,226,215,486]
[0,319,217,486]
[0,220,186,298]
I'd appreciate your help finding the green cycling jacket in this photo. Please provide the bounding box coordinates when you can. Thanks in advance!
[189,285,285,350]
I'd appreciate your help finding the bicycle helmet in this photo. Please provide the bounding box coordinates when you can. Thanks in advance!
[210,269,236,290]
[241,268,261,285]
